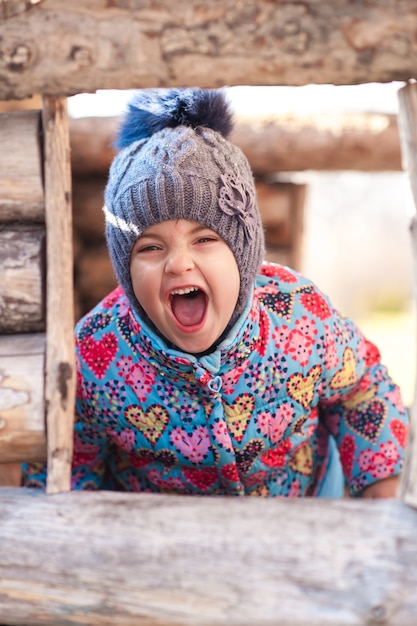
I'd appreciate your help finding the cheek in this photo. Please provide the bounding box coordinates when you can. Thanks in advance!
[130,261,150,304]
[226,253,241,292]
[129,259,140,291]
[230,268,241,304]
[216,253,240,307]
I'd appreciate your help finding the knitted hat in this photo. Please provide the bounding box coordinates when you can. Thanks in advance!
[104,88,265,323]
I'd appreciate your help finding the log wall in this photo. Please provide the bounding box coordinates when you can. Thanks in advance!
[69,112,403,177]
[0,109,44,222]
[0,99,75,494]
[0,226,45,333]
[0,334,46,463]
[230,112,402,174]
[0,110,47,475]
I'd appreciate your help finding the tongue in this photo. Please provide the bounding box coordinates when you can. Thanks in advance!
[171,292,206,327]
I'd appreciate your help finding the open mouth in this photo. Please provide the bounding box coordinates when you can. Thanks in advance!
[170,286,207,328]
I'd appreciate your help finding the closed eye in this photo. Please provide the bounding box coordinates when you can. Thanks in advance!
[136,244,162,253]
[196,236,218,244]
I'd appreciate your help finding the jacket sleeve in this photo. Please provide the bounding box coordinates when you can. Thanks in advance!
[317,302,408,496]
[21,461,47,489]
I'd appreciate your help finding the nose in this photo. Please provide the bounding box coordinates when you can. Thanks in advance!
[165,245,195,275]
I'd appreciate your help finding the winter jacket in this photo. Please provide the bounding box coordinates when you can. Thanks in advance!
[23,262,408,496]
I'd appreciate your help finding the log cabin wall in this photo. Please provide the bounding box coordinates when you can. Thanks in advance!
[0,97,75,493]
[0,108,47,484]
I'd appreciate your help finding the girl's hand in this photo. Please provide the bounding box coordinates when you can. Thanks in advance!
[360,475,400,498]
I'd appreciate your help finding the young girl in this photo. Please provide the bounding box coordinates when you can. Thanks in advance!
[24,88,408,497]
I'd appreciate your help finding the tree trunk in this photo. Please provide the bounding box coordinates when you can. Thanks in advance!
[1,0,417,99]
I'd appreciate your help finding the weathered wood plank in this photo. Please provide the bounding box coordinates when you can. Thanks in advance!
[42,96,75,494]
[0,109,44,222]
[0,334,46,463]
[69,113,403,177]
[0,225,45,333]
[230,112,403,174]
[1,0,417,99]
[397,83,417,508]
[0,490,416,626]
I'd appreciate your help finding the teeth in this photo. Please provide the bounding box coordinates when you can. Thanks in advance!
[171,286,199,296]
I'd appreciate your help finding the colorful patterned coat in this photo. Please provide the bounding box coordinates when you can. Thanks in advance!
[24,262,408,496]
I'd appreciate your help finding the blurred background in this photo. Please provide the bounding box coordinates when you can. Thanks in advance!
[68,82,415,406]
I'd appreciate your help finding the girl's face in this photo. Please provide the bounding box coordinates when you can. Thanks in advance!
[130,219,240,354]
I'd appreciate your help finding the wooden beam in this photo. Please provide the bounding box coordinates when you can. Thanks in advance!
[397,83,417,508]
[42,96,75,494]
[230,112,402,174]
[1,0,417,99]
[68,112,403,177]
[0,489,417,626]
[0,109,44,222]
[0,225,45,333]
[0,95,41,112]
[0,334,46,463]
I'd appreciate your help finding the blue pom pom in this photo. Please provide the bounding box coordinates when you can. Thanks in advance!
[115,88,233,149]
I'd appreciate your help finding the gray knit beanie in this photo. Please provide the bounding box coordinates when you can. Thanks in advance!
[104,88,265,324]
